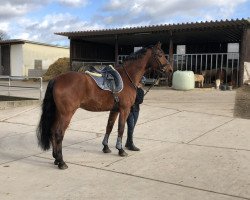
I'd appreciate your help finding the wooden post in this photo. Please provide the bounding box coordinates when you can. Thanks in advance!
[69,39,73,70]
[0,46,2,71]
[115,35,118,66]
[239,27,250,86]
[169,31,174,67]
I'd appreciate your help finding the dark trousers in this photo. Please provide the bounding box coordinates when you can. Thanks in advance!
[126,110,139,144]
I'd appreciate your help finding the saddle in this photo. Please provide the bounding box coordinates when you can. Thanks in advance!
[85,65,123,93]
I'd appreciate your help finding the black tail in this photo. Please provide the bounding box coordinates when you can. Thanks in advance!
[36,80,56,151]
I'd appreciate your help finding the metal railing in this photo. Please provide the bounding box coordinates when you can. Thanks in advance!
[0,76,43,100]
[173,53,240,86]
[118,52,240,86]
[118,55,128,64]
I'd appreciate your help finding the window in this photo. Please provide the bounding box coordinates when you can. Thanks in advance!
[134,47,142,52]
[227,43,239,59]
[227,43,239,53]
[177,45,186,54]
[34,60,42,70]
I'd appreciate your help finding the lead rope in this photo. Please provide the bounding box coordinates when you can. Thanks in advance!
[144,75,160,96]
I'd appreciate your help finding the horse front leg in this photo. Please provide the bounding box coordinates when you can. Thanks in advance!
[116,109,130,157]
[102,111,119,153]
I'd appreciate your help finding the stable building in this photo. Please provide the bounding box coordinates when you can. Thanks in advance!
[0,39,69,76]
[56,18,250,86]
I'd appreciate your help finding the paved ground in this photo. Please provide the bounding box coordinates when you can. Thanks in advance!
[0,86,250,200]
[234,85,250,119]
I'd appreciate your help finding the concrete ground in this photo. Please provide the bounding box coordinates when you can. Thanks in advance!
[0,86,250,200]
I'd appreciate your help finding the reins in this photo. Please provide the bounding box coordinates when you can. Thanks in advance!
[122,64,137,90]
[144,75,160,96]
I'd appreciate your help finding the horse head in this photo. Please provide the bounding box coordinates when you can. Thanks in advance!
[149,42,173,86]
[150,42,172,73]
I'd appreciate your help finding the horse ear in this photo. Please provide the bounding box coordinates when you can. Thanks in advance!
[155,42,162,48]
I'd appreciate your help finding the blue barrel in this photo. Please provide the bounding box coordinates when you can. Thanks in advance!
[172,71,195,90]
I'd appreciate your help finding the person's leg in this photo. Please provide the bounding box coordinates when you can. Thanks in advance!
[126,112,134,147]
[126,111,140,151]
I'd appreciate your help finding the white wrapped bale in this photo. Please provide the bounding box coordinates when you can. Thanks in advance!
[172,71,195,90]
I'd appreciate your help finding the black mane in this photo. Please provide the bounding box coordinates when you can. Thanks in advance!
[124,45,153,62]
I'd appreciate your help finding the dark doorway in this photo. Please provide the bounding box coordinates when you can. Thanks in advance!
[0,45,10,75]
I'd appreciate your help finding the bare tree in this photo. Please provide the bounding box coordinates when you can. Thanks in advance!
[0,30,9,40]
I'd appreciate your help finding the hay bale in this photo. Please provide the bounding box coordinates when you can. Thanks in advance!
[43,57,70,81]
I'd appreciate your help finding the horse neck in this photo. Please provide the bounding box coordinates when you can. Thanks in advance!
[124,51,151,85]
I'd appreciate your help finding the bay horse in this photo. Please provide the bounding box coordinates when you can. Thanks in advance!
[37,42,172,169]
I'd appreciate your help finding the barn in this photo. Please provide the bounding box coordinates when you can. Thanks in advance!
[56,18,250,87]
[0,39,69,77]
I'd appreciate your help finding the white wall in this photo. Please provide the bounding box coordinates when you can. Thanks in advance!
[10,44,23,76]
[244,62,250,84]
[23,43,69,76]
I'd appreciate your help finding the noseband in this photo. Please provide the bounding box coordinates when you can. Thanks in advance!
[152,47,170,71]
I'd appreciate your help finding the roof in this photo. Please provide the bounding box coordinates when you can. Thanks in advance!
[0,39,69,49]
[56,18,250,39]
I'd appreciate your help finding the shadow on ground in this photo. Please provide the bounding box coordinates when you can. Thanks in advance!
[0,95,38,101]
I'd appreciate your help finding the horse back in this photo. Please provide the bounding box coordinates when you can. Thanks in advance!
[52,72,118,112]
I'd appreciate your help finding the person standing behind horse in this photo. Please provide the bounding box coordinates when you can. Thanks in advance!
[125,78,145,151]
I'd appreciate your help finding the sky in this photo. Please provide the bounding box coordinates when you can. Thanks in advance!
[0,0,249,46]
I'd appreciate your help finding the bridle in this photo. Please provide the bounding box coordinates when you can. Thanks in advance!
[122,46,170,91]
[151,47,170,71]
[143,47,172,96]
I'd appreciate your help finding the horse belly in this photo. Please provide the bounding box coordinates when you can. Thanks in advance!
[80,98,114,112]
[79,87,115,112]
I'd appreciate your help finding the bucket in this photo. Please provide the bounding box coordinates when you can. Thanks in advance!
[227,85,233,91]
[220,84,227,91]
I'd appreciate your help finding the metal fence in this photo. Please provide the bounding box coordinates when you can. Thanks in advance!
[118,52,240,86]
[0,76,43,100]
[173,53,239,86]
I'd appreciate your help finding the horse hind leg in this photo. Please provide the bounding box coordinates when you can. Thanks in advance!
[52,113,73,169]
[102,111,118,153]
[53,129,68,169]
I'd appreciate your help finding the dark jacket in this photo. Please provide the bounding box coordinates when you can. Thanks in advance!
[131,87,144,112]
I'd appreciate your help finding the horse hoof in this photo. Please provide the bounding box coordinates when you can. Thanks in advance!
[118,149,128,157]
[58,162,68,170]
[102,145,111,153]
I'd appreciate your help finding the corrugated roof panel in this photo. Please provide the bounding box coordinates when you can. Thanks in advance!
[55,18,250,38]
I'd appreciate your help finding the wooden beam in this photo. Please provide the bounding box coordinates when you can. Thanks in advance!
[115,35,118,66]
[239,27,249,86]
[169,31,174,67]
[70,39,73,70]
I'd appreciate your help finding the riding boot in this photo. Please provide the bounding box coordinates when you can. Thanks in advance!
[125,132,140,151]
